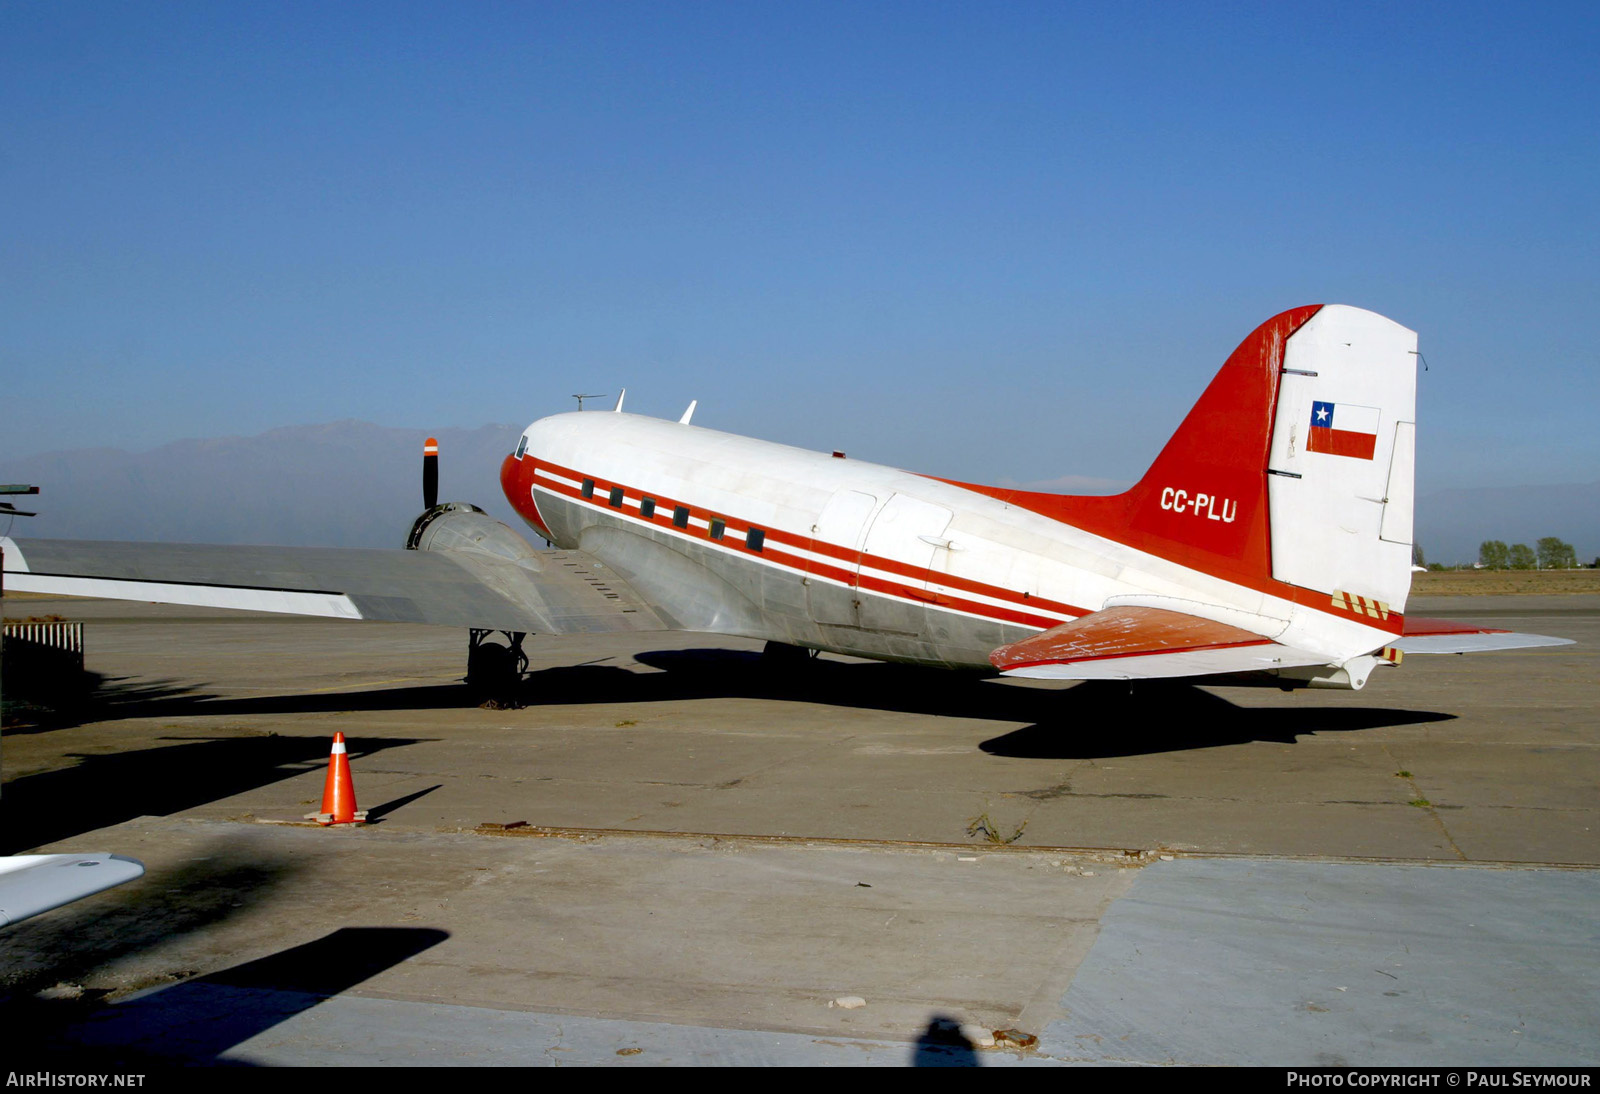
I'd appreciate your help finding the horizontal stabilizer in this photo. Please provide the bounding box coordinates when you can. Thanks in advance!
[989,606,1330,681]
[1391,616,1574,655]
[0,853,145,928]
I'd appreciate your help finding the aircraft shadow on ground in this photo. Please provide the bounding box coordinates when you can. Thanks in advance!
[0,835,306,1039]
[979,692,1457,760]
[633,649,1457,757]
[0,733,429,855]
[7,926,449,1068]
[23,649,1455,762]
[9,670,478,731]
[0,672,216,735]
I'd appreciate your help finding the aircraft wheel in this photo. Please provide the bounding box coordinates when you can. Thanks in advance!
[761,640,812,662]
[760,640,817,675]
[466,636,522,705]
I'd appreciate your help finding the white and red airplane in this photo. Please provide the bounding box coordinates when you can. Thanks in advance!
[1,305,1570,694]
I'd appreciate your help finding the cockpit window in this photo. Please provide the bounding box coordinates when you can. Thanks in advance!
[514,435,529,459]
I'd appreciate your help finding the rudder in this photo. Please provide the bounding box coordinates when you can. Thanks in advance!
[1265,305,1418,610]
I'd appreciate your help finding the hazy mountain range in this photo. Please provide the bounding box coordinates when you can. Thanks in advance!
[1,422,526,550]
[2,422,1594,567]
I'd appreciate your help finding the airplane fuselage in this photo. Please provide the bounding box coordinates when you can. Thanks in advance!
[500,410,1397,675]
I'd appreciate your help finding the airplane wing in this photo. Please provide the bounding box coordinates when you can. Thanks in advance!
[988,605,1331,681]
[1390,616,1576,654]
[0,536,665,635]
[0,853,145,928]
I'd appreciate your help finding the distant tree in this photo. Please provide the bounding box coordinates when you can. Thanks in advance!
[1508,543,1537,570]
[1413,543,1427,568]
[1426,562,1446,572]
[1537,537,1577,570]
[1478,540,1509,569]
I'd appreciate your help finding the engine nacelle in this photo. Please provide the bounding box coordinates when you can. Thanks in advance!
[405,502,542,563]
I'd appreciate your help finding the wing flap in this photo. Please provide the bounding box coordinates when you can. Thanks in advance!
[1,537,664,635]
[990,605,1330,680]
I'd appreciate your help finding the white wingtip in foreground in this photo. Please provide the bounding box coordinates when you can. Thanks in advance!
[0,853,145,928]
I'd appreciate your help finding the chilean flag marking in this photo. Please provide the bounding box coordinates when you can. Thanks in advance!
[1308,401,1379,460]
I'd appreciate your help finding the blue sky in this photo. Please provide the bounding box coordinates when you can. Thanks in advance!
[4,2,1596,493]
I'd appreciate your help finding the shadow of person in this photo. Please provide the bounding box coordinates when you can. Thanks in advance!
[912,1014,981,1067]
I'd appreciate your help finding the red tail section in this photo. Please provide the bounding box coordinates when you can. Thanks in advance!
[947,306,1322,589]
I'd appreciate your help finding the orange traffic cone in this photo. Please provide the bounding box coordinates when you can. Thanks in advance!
[310,732,368,826]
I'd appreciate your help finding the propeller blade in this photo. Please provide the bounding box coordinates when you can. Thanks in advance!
[423,437,439,510]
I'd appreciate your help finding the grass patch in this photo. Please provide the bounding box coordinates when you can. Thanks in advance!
[966,812,1027,844]
[1411,569,1600,596]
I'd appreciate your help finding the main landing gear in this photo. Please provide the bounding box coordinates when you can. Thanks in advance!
[760,640,820,673]
[467,629,528,705]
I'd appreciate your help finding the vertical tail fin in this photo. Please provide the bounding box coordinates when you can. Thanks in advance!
[1109,303,1418,606]
[958,305,1418,608]
[1109,305,1322,589]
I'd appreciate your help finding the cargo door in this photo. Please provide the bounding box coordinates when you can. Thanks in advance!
[856,493,953,634]
[806,489,878,627]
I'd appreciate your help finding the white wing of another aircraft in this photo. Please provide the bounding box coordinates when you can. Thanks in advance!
[0,853,145,928]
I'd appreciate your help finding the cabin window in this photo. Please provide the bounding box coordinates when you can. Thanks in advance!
[709,518,726,540]
[608,486,624,508]
[673,506,690,528]
[581,479,595,499]
[746,528,765,552]
[514,435,529,459]
[640,497,656,519]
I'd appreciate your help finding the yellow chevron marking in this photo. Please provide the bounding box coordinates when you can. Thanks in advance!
[1331,590,1391,622]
